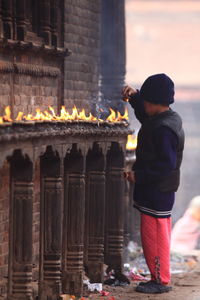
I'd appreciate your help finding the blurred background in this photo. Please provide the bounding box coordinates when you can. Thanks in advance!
[125,0,200,224]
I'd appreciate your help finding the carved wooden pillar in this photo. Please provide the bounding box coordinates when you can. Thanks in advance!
[123,179,130,247]
[62,144,85,297]
[39,0,51,45]
[9,150,33,299]
[50,0,58,46]
[40,147,62,300]
[15,0,27,40]
[85,143,106,283]
[125,150,140,245]
[105,143,125,272]
[30,0,39,34]
[2,0,13,39]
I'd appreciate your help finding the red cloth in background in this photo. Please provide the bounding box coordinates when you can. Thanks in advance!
[140,213,171,285]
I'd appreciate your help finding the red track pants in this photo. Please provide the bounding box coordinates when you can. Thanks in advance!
[140,213,171,285]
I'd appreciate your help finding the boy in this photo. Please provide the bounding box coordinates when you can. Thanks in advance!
[122,73,184,294]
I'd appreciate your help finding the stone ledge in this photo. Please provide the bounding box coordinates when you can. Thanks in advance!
[0,61,61,77]
[0,39,71,57]
[0,121,131,144]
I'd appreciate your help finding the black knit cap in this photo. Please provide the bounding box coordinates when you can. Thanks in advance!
[140,73,175,105]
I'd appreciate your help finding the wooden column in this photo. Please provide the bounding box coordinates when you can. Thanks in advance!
[15,0,27,40]
[123,179,130,247]
[63,145,85,297]
[85,143,106,283]
[125,150,140,244]
[9,151,33,300]
[50,0,58,46]
[40,147,62,300]
[0,0,3,38]
[39,0,51,45]
[2,0,13,39]
[105,143,125,272]
[29,0,39,34]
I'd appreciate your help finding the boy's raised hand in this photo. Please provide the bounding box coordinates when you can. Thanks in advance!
[122,86,137,102]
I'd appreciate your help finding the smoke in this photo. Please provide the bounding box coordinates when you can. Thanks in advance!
[89,91,115,120]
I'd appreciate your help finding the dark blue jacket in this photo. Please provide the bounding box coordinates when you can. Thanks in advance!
[129,92,184,218]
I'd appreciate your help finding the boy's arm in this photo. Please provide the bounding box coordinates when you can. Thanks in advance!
[122,86,148,123]
[134,126,178,184]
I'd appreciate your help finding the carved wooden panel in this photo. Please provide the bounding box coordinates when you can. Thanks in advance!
[62,146,85,297]
[105,142,125,272]
[2,0,13,39]
[105,168,124,271]
[85,171,105,283]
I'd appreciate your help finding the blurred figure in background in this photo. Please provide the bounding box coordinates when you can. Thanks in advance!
[171,195,200,253]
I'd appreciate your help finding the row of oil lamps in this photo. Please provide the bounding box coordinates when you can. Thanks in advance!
[0,106,129,124]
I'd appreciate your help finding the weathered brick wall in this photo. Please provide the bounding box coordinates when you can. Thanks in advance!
[0,161,10,296]
[0,73,12,116]
[13,73,58,118]
[0,1,102,117]
[0,53,61,118]
[64,0,101,112]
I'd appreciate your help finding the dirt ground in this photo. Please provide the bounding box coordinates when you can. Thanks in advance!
[87,262,200,300]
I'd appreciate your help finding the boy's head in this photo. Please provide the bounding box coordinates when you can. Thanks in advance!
[140,73,175,115]
[143,101,169,116]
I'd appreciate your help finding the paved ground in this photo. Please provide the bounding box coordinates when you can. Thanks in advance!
[87,261,200,300]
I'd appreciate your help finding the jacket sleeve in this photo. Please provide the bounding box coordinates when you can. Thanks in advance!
[134,126,178,185]
[128,90,148,123]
